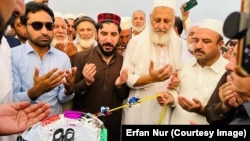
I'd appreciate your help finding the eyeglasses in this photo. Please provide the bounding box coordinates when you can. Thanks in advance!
[27,22,54,31]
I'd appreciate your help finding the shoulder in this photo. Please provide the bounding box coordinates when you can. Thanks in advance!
[75,47,96,58]
[11,44,26,57]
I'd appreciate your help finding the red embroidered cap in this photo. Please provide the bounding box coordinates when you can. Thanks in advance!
[97,13,121,24]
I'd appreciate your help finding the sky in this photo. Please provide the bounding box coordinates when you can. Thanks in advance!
[25,0,241,25]
[45,0,241,23]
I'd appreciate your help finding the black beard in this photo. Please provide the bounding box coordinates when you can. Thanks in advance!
[98,42,116,57]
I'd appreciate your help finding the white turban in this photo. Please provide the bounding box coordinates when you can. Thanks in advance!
[199,18,224,37]
[120,16,132,30]
[153,0,176,10]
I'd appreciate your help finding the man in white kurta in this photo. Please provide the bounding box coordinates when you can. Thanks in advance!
[169,19,229,124]
[121,0,183,125]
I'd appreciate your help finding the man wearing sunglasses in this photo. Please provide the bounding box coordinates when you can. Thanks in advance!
[11,2,77,116]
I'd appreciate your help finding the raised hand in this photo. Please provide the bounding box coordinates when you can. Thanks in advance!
[64,67,77,95]
[115,69,128,88]
[28,67,65,100]
[156,92,175,106]
[82,63,96,86]
[178,96,204,115]
[149,61,173,82]
[167,70,180,90]
[0,102,50,135]
[65,42,78,58]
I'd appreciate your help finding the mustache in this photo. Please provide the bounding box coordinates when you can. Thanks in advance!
[102,42,115,47]
[194,48,205,54]
[155,29,167,33]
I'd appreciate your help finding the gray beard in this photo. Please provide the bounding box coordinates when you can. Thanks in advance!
[132,24,145,33]
[77,37,95,48]
[149,26,170,45]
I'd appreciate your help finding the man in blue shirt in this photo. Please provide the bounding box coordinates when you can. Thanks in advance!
[11,2,76,115]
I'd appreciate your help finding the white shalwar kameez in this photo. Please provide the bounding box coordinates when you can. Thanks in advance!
[170,56,228,124]
[121,26,183,125]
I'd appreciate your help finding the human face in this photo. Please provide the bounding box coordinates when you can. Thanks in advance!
[132,10,146,32]
[150,7,175,36]
[193,28,223,66]
[65,18,75,40]
[26,10,54,48]
[76,21,96,40]
[186,25,198,51]
[53,17,68,41]
[0,0,25,39]
[118,28,132,47]
[97,23,119,57]
[12,17,27,42]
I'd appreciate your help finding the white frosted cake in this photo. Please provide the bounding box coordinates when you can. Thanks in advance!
[20,111,107,141]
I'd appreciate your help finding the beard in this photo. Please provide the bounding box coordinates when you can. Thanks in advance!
[132,24,145,33]
[29,36,52,48]
[16,32,28,42]
[76,34,95,49]
[51,38,68,47]
[149,25,171,45]
[98,41,117,57]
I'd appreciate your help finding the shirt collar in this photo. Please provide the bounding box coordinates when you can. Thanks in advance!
[191,55,228,74]
[24,42,54,55]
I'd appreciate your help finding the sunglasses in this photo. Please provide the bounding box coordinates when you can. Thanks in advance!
[27,22,54,31]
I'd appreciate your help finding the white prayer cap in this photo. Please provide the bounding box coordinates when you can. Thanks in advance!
[120,16,132,30]
[153,0,176,10]
[53,11,64,19]
[199,18,224,37]
[64,13,76,20]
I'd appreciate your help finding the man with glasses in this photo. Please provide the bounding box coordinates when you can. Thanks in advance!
[11,2,77,116]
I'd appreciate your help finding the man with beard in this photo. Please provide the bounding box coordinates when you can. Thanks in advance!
[72,13,130,141]
[186,23,199,55]
[11,2,76,116]
[0,0,50,139]
[10,15,28,44]
[51,11,77,62]
[73,16,97,52]
[121,0,182,125]
[162,18,228,124]
[116,16,132,56]
[131,10,147,37]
